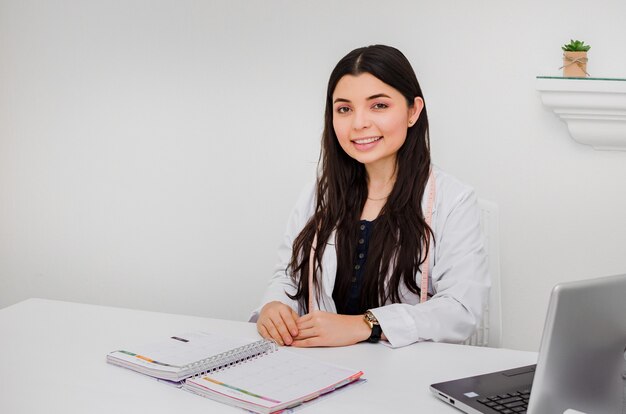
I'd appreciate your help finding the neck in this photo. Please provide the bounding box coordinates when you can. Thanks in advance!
[365,158,397,200]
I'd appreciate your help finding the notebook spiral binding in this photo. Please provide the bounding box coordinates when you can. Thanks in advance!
[188,339,277,378]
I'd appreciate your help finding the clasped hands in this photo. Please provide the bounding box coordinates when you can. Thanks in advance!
[256,301,371,347]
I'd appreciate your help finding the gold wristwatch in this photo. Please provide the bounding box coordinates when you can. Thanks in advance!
[364,310,382,343]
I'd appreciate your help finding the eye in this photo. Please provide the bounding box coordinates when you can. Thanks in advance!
[336,106,351,114]
[372,102,388,110]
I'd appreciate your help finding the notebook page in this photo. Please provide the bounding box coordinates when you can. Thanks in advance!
[112,331,256,367]
[186,349,363,410]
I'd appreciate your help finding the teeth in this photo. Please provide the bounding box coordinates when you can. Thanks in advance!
[354,136,381,144]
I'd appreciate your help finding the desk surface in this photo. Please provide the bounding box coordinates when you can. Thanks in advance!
[0,299,537,414]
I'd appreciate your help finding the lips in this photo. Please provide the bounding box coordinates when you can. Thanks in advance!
[352,136,382,145]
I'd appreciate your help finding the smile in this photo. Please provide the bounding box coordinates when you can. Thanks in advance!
[352,136,382,144]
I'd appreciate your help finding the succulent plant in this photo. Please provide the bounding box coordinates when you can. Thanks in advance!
[561,39,591,52]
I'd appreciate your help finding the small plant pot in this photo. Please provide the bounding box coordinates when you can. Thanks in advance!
[562,51,588,77]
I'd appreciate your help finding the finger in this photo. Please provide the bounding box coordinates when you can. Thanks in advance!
[273,317,295,346]
[257,323,270,340]
[279,308,299,338]
[293,326,317,340]
[296,317,316,331]
[296,313,312,324]
[266,309,295,346]
[291,337,318,348]
[290,309,300,332]
[263,319,285,346]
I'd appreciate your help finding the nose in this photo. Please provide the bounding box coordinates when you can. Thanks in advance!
[352,109,371,130]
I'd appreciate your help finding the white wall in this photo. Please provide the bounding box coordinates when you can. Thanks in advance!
[1,0,625,351]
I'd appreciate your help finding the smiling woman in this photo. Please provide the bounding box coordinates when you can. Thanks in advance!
[332,73,424,173]
[250,45,489,349]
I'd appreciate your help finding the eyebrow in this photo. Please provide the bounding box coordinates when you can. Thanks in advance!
[333,93,392,104]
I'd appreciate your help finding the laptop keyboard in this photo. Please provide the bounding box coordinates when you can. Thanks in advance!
[477,389,531,413]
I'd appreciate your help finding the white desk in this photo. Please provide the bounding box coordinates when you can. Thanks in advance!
[0,299,537,414]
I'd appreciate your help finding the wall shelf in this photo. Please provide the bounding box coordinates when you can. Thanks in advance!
[536,76,626,151]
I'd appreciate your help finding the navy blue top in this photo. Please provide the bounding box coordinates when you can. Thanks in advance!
[343,219,375,315]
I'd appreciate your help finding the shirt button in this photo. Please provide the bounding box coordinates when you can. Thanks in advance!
[358,238,365,244]
[359,253,365,259]
[360,224,365,231]
[354,264,361,270]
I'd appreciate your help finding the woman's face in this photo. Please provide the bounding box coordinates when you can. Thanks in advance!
[332,73,423,171]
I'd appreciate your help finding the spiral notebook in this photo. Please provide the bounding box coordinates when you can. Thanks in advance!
[106,331,363,414]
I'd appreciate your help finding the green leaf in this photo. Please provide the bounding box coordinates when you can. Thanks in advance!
[562,39,591,52]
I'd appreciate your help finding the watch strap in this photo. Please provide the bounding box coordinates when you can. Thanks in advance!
[367,324,382,343]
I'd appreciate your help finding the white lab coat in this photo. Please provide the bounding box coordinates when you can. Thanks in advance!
[249,166,490,348]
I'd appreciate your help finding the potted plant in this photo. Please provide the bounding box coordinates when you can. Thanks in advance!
[561,39,590,77]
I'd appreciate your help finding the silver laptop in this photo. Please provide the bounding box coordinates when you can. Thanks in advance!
[430,273,626,414]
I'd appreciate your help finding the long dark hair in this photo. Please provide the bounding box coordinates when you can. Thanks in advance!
[288,45,432,313]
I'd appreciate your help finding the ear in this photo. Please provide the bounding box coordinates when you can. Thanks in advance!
[408,97,424,127]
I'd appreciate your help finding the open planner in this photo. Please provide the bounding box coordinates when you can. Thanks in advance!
[106,331,363,414]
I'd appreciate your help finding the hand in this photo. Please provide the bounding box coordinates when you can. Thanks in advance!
[291,311,371,347]
[256,301,299,346]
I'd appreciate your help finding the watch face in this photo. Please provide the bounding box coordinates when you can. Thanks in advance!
[365,311,379,325]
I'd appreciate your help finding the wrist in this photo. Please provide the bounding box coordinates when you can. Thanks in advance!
[355,315,371,342]
[363,310,382,343]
